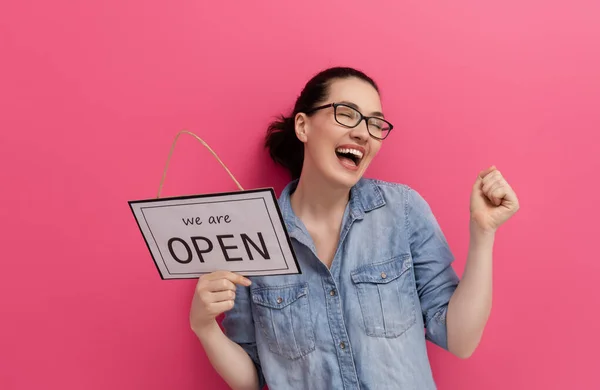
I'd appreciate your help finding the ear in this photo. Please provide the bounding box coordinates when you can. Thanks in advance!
[294,113,308,143]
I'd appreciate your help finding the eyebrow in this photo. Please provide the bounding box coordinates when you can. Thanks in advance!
[339,100,385,118]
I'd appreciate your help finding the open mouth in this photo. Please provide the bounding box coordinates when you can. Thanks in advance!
[335,147,364,167]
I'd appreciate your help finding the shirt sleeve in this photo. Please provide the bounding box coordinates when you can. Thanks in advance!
[221,283,266,389]
[405,186,460,351]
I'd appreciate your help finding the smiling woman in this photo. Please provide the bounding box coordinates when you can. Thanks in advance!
[264,68,390,186]
[188,67,520,390]
[308,101,393,170]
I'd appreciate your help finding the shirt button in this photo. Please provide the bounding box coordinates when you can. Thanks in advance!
[330,289,336,296]
[276,297,283,304]
[340,342,346,350]
[381,272,387,279]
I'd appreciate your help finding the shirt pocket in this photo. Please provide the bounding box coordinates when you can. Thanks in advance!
[251,283,316,360]
[351,254,417,338]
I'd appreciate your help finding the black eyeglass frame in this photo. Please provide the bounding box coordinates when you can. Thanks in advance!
[304,102,394,140]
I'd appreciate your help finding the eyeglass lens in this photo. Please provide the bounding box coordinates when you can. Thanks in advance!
[334,105,391,139]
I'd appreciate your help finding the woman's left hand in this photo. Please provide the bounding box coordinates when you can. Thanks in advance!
[470,166,520,233]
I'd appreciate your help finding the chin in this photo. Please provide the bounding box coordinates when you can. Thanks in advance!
[305,150,370,189]
[324,163,367,189]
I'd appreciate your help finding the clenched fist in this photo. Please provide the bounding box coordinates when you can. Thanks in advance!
[470,166,520,233]
[189,270,252,334]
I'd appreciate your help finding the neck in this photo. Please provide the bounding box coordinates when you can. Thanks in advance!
[290,170,351,225]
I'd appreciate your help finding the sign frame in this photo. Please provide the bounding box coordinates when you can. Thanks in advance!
[128,187,301,280]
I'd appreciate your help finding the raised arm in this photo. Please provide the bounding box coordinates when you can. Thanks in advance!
[446,166,520,358]
[406,166,519,358]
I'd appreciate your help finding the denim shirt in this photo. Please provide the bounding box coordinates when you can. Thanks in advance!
[222,178,460,390]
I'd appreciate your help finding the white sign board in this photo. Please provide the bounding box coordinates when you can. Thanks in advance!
[129,189,300,279]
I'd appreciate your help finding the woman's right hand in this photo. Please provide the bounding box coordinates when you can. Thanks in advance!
[189,270,252,335]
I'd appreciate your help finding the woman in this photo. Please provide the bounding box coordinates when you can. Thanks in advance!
[189,67,520,390]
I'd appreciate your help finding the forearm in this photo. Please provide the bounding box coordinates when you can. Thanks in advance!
[194,321,261,390]
[446,222,495,358]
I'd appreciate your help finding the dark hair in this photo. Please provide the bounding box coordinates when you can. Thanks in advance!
[264,66,380,180]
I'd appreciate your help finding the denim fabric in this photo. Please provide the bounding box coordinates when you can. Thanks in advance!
[222,178,460,389]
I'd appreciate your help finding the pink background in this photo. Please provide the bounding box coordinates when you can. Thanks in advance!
[1,1,599,389]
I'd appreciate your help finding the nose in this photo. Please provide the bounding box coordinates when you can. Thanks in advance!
[349,119,370,143]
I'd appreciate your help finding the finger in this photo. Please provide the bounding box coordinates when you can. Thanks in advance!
[208,299,235,315]
[210,289,236,303]
[205,278,237,293]
[473,175,484,192]
[203,271,252,286]
[478,169,499,192]
[498,182,520,210]
[482,175,502,194]
[487,182,507,206]
[482,169,502,185]
[479,165,497,179]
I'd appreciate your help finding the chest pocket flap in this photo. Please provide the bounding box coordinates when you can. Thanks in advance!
[251,284,308,309]
[351,255,413,284]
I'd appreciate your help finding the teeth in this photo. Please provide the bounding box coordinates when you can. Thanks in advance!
[336,148,364,159]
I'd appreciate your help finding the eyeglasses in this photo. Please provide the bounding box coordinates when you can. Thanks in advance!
[305,102,394,140]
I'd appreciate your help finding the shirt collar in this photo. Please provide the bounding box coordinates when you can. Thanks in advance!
[278,177,386,235]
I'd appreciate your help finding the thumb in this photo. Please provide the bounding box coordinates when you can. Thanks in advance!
[472,173,484,192]
[232,273,252,287]
[472,165,496,192]
[470,172,486,211]
[480,165,497,177]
